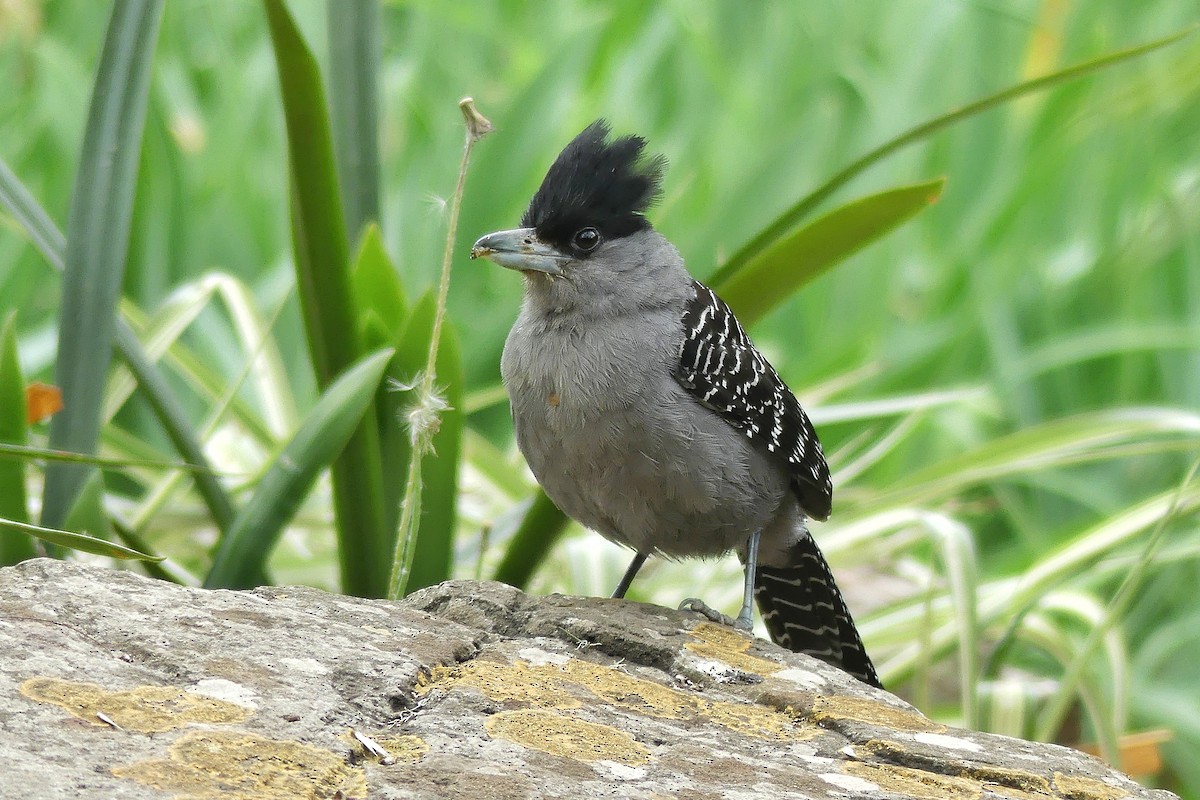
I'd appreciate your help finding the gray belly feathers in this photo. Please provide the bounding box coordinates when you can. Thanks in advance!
[501,305,788,559]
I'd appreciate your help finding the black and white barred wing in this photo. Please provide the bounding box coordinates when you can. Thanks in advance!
[672,280,832,520]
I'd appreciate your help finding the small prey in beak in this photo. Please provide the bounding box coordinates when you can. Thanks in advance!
[470,227,569,276]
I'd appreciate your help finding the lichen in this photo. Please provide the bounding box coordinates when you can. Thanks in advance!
[419,652,817,741]
[812,695,943,733]
[1053,772,1132,800]
[844,761,982,800]
[20,677,252,732]
[684,622,782,675]
[112,730,367,800]
[485,709,650,766]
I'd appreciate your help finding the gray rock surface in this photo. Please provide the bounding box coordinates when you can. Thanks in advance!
[0,558,1174,799]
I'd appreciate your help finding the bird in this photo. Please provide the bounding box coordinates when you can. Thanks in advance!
[470,120,880,687]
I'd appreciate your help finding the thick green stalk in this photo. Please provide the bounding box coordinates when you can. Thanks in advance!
[264,0,390,596]
[41,0,164,528]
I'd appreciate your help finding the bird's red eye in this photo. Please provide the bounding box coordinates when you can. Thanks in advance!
[572,227,601,253]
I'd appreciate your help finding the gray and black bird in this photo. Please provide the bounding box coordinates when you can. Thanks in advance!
[471,120,880,687]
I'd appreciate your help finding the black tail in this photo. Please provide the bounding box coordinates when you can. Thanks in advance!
[754,534,881,688]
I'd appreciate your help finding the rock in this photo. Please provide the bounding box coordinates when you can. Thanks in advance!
[0,559,1174,799]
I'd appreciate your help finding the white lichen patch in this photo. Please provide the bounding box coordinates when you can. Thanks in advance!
[281,657,329,676]
[596,761,648,781]
[769,667,827,690]
[518,647,570,667]
[819,772,882,793]
[912,731,983,752]
[190,678,258,709]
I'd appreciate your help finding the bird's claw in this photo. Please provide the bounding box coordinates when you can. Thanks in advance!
[679,597,743,629]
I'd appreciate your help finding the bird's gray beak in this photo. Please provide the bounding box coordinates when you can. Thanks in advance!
[470,227,568,276]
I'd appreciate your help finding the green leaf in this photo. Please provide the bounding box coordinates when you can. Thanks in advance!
[493,490,572,589]
[868,408,1200,511]
[265,0,391,596]
[204,347,395,589]
[714,179,945,325]
[351,223,407,339]
[0,158,237,536]
[63,469,116,545]
[712,25,1197,280]
[0,515,162,562]
[41,0,164,528]
[0,313,35,564]
[264,0,358,389]
[114,324,238,532]
[0,158,66,270]
[0,441,217,474]
[327,0,382,242]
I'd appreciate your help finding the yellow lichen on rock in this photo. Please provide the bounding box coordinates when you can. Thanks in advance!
[1053,772,1132,800]
[420,652,817,741]
[112,730,367,800]
[845,761,983,800]
[684,622,782,675]
[813,695,943,732]
[419,659,583,708]
[372,734,430,763]
[19,677,252,732]
[340,730,430,764]
[485,708,650,766]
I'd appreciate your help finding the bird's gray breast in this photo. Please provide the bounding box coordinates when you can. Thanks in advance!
[501,305,787,558]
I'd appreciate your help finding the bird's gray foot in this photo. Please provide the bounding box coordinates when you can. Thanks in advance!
[733,604,754,631]
[678,597,745,629]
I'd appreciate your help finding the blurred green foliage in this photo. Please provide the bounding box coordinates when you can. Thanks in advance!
[1,0,1199,795]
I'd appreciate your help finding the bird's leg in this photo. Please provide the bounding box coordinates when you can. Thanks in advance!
[679,529,761,632]
[611,552,648,599]
[735,528,761,630]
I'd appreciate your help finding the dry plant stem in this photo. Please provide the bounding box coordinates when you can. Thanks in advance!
[387,98,492,600]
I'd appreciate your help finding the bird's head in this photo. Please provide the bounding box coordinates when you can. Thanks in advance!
[472,120,683,311]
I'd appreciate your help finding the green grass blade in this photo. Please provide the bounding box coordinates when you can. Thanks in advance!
[493,490,572,589]
[264,0,359,389]
[712,26,1197,282]
[113,323,237,531]
[931,516,980,728]
[265,0,390,596]
[0,442,220,475]
[872,484,1200,681]
[715,179,945,325]
[0,158,236,532]
[41,0,164,529]
[0,158,66,270]
[63,469,115,545]
[464,429,530,500]
[1034,461,1199,743]
[351,224,407,337]
[327,0,382,241]
[1,515,161,561]
[204,347,394,589]
[0,314,35,564]
[868,408,1200,511]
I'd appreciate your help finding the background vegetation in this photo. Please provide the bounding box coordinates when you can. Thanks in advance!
[1,0,1198,794]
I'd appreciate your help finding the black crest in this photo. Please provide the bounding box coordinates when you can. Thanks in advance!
[521,119,666,252]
